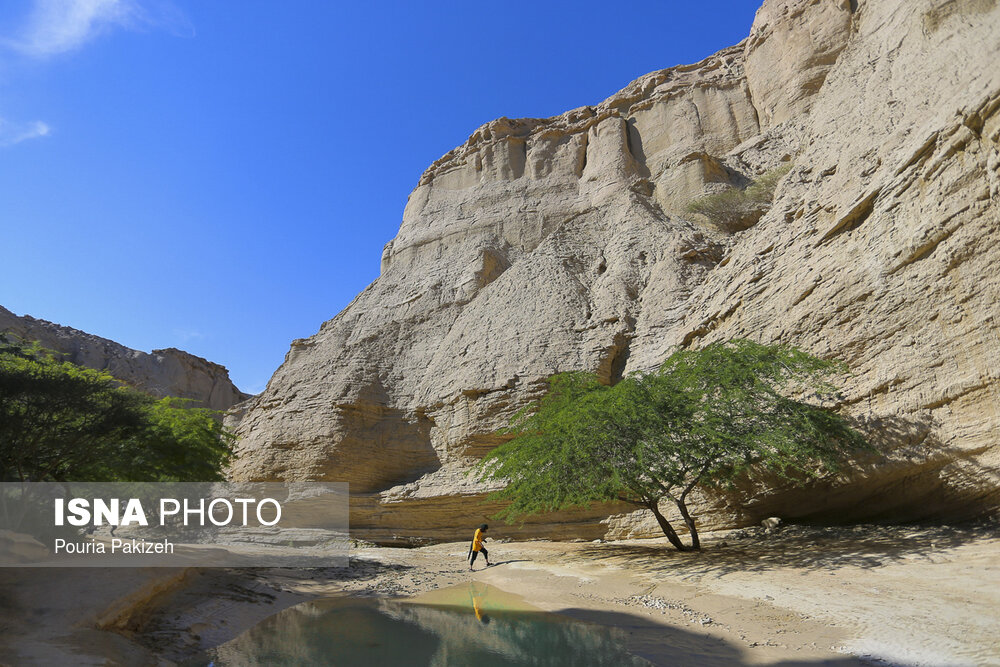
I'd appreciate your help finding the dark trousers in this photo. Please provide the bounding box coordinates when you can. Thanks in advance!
[470,547,488,564]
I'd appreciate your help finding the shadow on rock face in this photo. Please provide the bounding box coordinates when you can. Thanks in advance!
[718,413,1000,530]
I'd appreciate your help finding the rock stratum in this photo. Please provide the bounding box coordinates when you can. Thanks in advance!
[0,306,248,411]
[230,0,1000,544]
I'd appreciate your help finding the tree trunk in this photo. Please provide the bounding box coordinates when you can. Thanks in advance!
[673,497,700,550]
[647,501,694,552]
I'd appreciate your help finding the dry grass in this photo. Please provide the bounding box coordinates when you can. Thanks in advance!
[687,165,791,232]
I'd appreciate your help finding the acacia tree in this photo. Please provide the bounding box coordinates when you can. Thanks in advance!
[0,335,233,482]
[477,339,869,551]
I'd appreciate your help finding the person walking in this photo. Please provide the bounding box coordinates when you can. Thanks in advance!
[468,523,491,570]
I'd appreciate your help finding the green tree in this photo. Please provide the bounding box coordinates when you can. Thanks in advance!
[477,339,869,551]
[0,335,233,482]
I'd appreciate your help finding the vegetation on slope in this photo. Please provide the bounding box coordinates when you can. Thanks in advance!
[687,165,791,232]
[0,334,233,482]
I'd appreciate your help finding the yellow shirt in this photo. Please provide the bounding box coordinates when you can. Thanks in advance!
[472,528,484,551]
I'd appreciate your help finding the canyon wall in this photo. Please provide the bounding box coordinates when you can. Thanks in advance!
[1,306,248,411]
[229,0,1000,544]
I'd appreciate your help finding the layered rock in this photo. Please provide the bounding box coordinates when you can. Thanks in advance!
[674,0,1000,522]
[743,0,854,128]
[0,306,249,410]
[230,0,1000,543]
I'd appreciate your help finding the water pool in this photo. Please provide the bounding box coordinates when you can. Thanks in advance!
[197,583,651,666]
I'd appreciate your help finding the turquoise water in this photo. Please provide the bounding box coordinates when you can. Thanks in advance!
[198,584,650,666]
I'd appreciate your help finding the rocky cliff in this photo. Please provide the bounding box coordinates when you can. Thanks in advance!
[0,306,249,411]
[230,0,1000,544]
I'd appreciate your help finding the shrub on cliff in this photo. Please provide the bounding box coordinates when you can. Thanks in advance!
[477,339,868,551]
[0,335,233,482]
[686,165,791,232]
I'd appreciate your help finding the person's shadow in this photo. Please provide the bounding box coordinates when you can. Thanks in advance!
[484,559,529,567]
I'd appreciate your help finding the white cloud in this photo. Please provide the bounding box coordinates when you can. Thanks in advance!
[0,117,50,146]
[244,380,268,396]
[0,1,190,148]
[172,328,206,344]
[2,0,191,58]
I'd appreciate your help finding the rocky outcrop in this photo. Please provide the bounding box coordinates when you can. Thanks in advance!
[230,0,1000,544]
[1,306,249,411]
[743,0,855,128]
[675,0,1000,522]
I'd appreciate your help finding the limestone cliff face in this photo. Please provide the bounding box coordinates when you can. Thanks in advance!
[231,0,1000,543]
[0,306,249,411]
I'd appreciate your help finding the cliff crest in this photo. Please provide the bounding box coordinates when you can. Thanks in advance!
[1,306,249,411]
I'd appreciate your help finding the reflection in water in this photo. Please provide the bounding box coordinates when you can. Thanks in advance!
[200,584,650,666]
[470,581,490,624]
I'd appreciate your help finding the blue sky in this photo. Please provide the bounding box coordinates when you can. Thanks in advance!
[0,1,760,394]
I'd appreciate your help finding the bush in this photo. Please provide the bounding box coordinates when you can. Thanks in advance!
[687,165,791,232]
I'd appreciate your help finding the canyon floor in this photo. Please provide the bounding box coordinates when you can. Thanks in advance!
[1,522,997,666]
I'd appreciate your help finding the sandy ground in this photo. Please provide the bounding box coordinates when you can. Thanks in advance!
[1,522,997,666]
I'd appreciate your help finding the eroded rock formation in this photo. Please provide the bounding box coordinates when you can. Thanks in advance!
[230,0,1000,543]
[1,306,248,411]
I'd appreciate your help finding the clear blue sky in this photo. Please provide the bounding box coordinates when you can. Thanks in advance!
[0,1,759,394]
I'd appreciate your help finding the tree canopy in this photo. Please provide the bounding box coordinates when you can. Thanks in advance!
[477,339,869,551]
[0,335,233,482]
